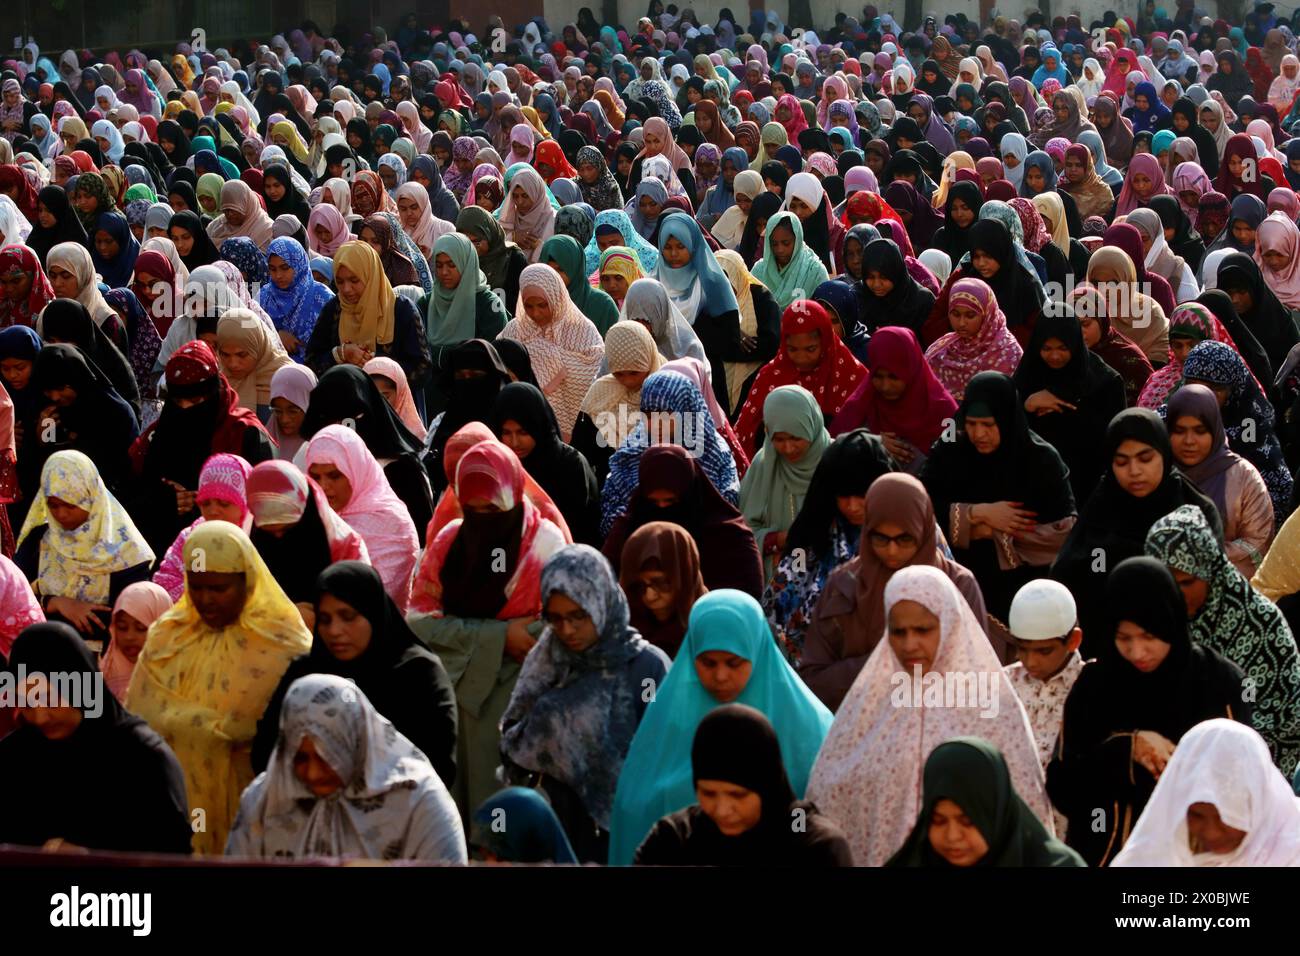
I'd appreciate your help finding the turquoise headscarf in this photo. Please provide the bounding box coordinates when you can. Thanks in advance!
[653,214,740,320]
[738,384,832,545]
[750,211,830,310]
[606,588,833,865]
[425,232,488,346]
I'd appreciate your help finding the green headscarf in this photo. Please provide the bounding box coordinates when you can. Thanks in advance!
[196,173,225,215]
[751,121,789,170]
[885,738,1085,867]
[426,232,489,346]
[455,205,514,290]
[750,212,829,311]
[738,383,831,547]
[437,109,464,137]
[125,182,156,203]
[539,234,619,335]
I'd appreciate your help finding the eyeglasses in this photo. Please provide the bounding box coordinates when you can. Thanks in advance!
[543,609,591,630]
[868,530,918,549]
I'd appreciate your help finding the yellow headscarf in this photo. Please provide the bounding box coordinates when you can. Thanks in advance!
[520,105,552,140]
[126,520,311,855]
[164,99,184,120]
[271,120,310,162]
[15,450,154,604]
[715,249,764,413]
[171,53,196,89]
[333,240,397,350]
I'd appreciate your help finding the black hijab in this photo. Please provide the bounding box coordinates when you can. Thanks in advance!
[300,364,422,460]
[156,119,191,164]
[250,560,458,785]
[936,179,983,261]
[738,191,783,267]
[262,163,312,223]
[1216,252,1300,372]
[40,297,141,412]
[859,237,934,335]
[493,337,540,388]
[1196,288,1274,386]
[783,429,895,560]
[427,339,513,489]
[1168,97,1221,178]
[167,209,220,269]
[28,185,89,263]
[0,623,193,855]
[962,219,1046,330]
[491,382,600,544]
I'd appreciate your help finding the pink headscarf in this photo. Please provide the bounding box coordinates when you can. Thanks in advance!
[302,424,420,610]
[306,202,349,257]
[1255,211,1300,308]
[0,553,43,656]
[101,582,172,702]
[1172,161,1212,225]
[364,356,427,439]
[152,453,254,600]
[923,277,1024,401]
[1115,152,1173,216]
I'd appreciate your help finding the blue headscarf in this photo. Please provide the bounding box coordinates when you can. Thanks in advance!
[499,544,670,831]
[584,208,661,274]
[1031,45,1072,90]
[89,211,139,288]
[372,63,392,96]
[1129,81,1172,134]
[1020,150,1058,196]
[601,369,740,535]
[532,92,565,138]
[607,589,833,865]
[259,236,337,360]
[219,237,269,286]
[700,146,751,219]
[1078,129,1125,187]
[473,787,578,863]
[653,214,740,324]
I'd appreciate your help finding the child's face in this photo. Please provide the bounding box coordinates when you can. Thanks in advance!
[110,611,152,662]
[1013,634,1077,682]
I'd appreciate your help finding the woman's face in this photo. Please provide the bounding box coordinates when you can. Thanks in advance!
[522,292,553,325]
[0,356,32,390]
[928,798,990,867]
[888,598,942,674]
[948,302,982,338]
[317,592,373,661]
[308,462,353,510]
[693,649,753,703]
[768,224,796,266]
[661,236,691,268]
[1112,438,1164,498]
[1170,413,1214,468]
[947,197,974,228]
[187,570,248,630]
[270,396,304,436]
[1200,107,1220,133]
[1186,802,1249,855]
[1039,336,1071,370]
[1114,619,1172,672]
[868,518,920,570]
[1264,248,1289,272]
[1232,220,1257,247]
[844,237,864,278]
[293,736,345,798]
[47,264,80,298]
[970,250,1000,280]
[511,183,535,215]
[865,268,895,299]
[1078,314,1102,347]
[1025,166,1046,193]
[434,251,462,290]
[313,222,336,247]
[218,341,256,380]
[110,610,151,662]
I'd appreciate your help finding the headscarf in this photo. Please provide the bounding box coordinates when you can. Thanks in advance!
[743,282,867,432]
[125,519,312,854]
[15,450,154,604]
[332,240,397,351]
[924,275,1024,400]
[258,236,335,360]
[499,544,668,830]
[301,424,419,609]
[805,564,1051,866]
[265,362,316,460]
[607,588,832,865]
[498,166,556,263]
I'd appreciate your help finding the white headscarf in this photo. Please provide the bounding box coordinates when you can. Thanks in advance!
[805,564,1052,866]
[225,673,467,862]
[1112,719,1300,867]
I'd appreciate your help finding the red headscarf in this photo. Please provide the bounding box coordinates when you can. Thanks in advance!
[830,325,958,452]
[1216,132,1271,199]
[129,340,272,474]
[733,300,868,456]
[0,165,38,219]
[0,245,54,326]
[776,93,808,140]
[841,189,904,229]
[534,140,576,182]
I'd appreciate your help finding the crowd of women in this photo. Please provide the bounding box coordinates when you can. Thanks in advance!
[4,3,1300,868]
